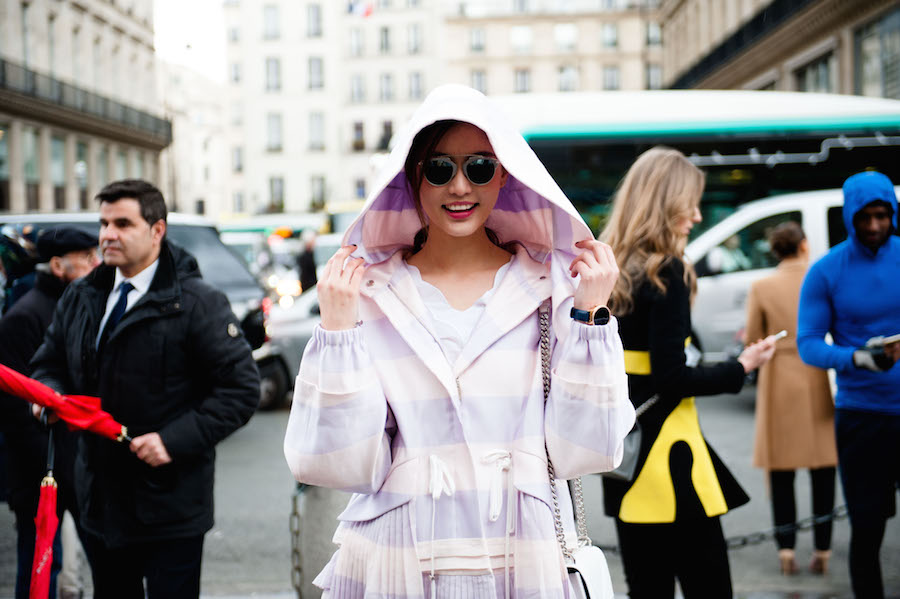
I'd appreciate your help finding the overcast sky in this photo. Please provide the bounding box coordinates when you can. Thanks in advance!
[154,0,226,82]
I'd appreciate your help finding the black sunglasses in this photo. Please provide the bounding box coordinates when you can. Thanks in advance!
[419,154,501,187]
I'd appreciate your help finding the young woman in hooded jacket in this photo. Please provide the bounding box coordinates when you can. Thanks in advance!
[283,85,635,598]
[599,147,776,599]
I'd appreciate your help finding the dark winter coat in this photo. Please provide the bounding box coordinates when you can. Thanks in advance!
[603,259,749,523]
[0,271,78,515]
[30,240,260,547]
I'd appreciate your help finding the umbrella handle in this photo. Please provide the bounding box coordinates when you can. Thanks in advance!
[41,411,56,474]
[117,426,132,444]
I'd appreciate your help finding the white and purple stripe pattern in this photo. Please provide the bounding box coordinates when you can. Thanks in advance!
[284,248,634,598]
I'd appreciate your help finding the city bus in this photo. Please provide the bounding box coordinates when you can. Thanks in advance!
[493,90,900,234]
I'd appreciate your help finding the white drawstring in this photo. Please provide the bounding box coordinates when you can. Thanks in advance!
[482,450,515,599]
[428,455,455,598]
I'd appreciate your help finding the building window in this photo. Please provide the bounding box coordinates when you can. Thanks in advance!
[311,175,326,208]
[558,65,578,91]
[646,63,662,89]
[309,112,325,151]
[263,5,280,39]
[471,69,486,94]
[48,15,56,75]
[308,57,324,89]
[409,71,423,100]
[407,23,421,54]
[195,199,206,215]
[23,127,39,211]
[795,52,836,93]
[75,141,88,209]
[646,22,661,46]
[269,176,284,209]
[470,28,485,53]
[231,102,243,126]
[51,136,66,210]
[267,113,283,151]
[233,191,245,213]
[232,147,244,172]
[21,1,31,67]
[307,4,322,37]
[352,122,365,151]
[350,74,365,102]
[350,28,363,56]
[514,68,531,93]
[377,0,391,7]
[380,27,391,54]
[377,121,393,150]
[355,178,366,199]
[115,150,128,180]
[380,73,394,101]
[0,122,8,211]
[513,0,528,12]
[510,26,533,53]
[97,146,109,189]
[228,27,240,43]
[265,57,281,91]
[602,23,618,48]
[554,23,577,52]
[855,7,900,99]
[230,62,241,83]
[603,65,620,90]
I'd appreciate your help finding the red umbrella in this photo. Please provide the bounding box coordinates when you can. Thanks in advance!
[29,471,58,599]
[0,363,129,442]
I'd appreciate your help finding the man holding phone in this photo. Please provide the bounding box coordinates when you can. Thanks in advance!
[797,171,900,599]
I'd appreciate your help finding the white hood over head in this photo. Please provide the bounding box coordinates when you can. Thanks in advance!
[343,84,592,263]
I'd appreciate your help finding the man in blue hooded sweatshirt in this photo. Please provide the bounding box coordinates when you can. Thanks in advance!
[798,171,900,599]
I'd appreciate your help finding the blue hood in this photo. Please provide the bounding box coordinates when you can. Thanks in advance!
[842,171,897,242]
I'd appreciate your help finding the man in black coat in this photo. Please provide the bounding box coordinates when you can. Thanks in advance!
[0,227,100,599]
[30,180,260,599]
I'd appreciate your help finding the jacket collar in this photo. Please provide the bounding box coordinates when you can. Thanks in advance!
[34,271,67,300]
[87,241,182,305]
[361,246,551,406]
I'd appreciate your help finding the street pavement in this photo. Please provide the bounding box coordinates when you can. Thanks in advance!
[1,386,898,598]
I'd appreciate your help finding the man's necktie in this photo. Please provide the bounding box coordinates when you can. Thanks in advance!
[100,281,134,349]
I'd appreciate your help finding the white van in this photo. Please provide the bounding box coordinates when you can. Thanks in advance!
[684,185,899,362]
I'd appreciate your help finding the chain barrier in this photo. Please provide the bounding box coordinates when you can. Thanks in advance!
[592,504,849,554]
[290,483,306,598]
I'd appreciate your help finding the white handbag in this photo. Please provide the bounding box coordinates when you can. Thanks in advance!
[539,305,616,599]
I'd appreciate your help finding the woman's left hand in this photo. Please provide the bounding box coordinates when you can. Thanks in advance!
[570,239,619,310]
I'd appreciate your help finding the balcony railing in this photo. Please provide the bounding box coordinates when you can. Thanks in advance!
[0,57,172,144]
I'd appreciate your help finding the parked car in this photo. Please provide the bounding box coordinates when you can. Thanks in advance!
[685,185,900,362]
[265,286,321,397]
[0,212,294,409]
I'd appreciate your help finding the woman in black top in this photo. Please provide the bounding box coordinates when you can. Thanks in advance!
[600,147,776,599]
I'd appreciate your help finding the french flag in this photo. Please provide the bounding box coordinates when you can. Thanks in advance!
[348,1,373,17]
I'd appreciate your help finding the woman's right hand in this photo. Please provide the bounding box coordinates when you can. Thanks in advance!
[318,245,367,331]
[737,335,777,373]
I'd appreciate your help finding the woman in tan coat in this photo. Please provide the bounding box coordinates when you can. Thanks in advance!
[745,221,838,576]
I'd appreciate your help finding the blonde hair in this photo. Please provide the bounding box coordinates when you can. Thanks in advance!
[600,147,704,315]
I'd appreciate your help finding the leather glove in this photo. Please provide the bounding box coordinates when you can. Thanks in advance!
[853,347,894,372]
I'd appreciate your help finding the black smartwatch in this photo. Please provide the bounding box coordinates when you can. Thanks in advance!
[570,305,611,326]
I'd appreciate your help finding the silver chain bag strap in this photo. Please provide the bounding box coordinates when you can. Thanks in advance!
[540,303,615,599]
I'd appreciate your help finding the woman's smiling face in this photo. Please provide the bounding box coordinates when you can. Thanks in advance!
[417,122,507,240]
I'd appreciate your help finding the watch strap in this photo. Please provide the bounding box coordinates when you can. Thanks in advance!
[570,305,610,325]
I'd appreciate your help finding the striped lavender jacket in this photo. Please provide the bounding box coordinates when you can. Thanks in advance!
[283,84,634,598]
[284,247,634,598]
